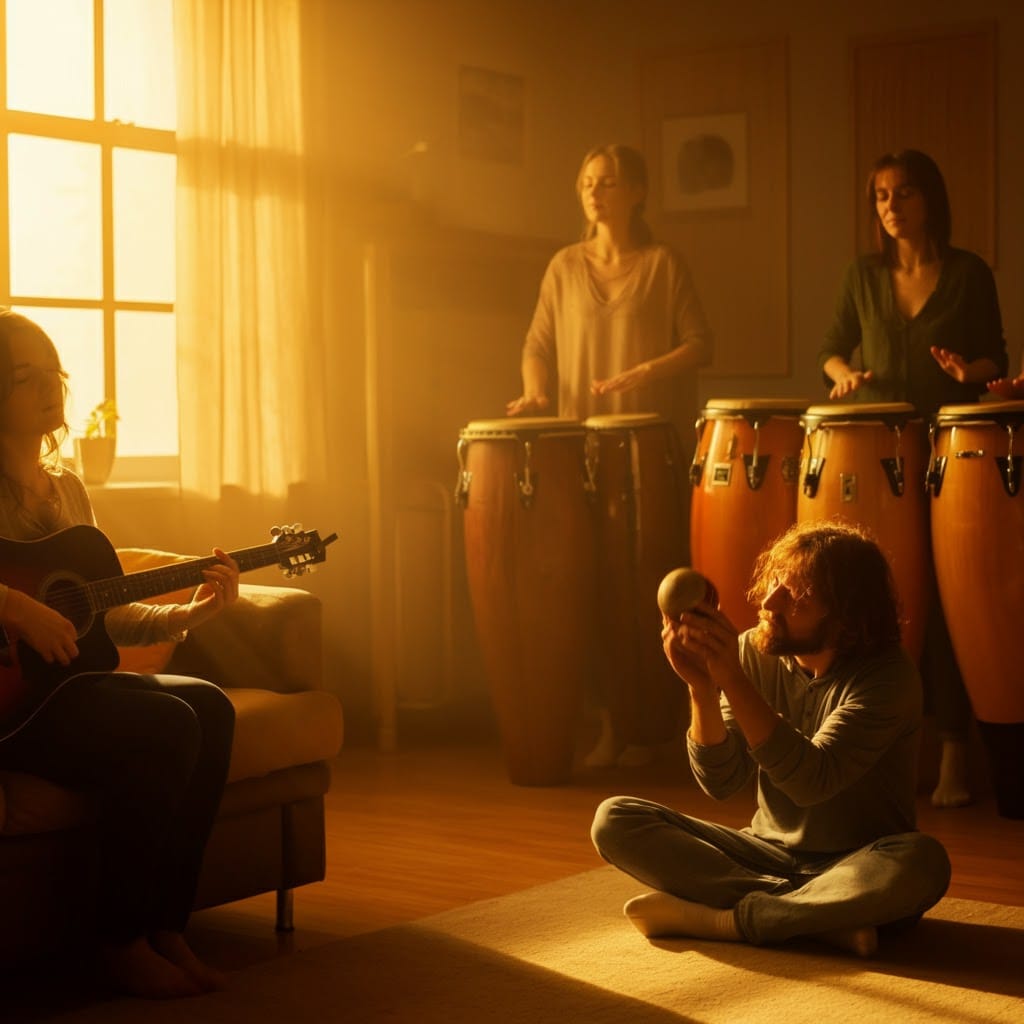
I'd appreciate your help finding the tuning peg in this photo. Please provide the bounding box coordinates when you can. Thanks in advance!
[270,526,282,538]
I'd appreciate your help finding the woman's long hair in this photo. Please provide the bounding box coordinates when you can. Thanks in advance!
[576,143,654,245]
[867,149,952,263]
[0,309,69,470]
[747,519,902,659]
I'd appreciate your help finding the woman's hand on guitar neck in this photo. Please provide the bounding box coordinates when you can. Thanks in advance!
[1,589,79,665]
[172,547,241,634]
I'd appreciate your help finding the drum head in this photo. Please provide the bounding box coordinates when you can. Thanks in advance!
[702,397,811,416]
[584,413,664,429]
[701,398,811,426]
[802,401,918,429]
[461,416,582,437]
[936,400,1024,425]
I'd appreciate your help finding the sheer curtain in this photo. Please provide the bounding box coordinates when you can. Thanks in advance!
[173,0,327,499]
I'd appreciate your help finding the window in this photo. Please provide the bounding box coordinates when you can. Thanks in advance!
[2,0,177,480]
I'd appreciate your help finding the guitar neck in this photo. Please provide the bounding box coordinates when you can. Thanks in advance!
[86,542,283,613]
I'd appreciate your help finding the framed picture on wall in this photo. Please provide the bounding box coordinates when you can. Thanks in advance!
[661,112,749,213]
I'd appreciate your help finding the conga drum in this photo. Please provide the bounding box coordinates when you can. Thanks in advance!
[455,417,597,785]
[689,399,809,629]
[928,401,1024,818]
[798,403,930,660]
[585,414,687,747]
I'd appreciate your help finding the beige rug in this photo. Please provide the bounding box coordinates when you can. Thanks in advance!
[25,867,1024,1023]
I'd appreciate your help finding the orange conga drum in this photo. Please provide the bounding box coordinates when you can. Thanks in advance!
[798,403,930,660]
[928,401,1024,817]
[689,399,809,629]
[585,413,687,747]
[455,417,597,785]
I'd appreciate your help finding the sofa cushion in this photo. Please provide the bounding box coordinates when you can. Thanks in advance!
[0,688,343,835]
[226,688,343,783]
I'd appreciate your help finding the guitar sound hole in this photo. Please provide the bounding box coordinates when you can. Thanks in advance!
[40,575,92,636]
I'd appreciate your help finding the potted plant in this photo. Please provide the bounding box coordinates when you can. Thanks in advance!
[74,398,119,485]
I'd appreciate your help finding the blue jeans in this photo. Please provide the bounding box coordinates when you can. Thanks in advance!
[591,796,951,945]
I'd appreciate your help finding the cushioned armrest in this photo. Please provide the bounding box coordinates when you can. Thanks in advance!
[166,584,323,694]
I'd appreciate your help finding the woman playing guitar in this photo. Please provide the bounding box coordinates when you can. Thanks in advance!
[0,310,240,998]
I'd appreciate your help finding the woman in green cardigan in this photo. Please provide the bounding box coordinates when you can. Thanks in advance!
[818,149,1009,811]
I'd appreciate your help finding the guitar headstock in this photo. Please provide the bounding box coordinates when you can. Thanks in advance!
[270,525,338,577]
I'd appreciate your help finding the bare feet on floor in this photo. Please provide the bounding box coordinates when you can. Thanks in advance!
[931,738,972,808]
[624,892,740,942]
[150,930,228,993]
[100,937,203,999]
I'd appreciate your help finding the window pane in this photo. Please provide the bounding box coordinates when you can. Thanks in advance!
[115,311,178,456]
[9,135,102,299]
[113,149,175,302]
[104,0,176,130]
[6,0,94,120]
[12,305,104,457]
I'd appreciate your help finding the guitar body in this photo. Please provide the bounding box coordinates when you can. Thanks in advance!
[0,525,122,738]
[0,521,336,742]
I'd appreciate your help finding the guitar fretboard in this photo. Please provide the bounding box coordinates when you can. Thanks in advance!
[85,542,314,613]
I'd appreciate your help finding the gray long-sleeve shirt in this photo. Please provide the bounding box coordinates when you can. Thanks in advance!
[688,631,922,854]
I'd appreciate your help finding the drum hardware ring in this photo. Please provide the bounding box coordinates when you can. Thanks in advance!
[583,431,599,498]
[1005,424,1018,496]
[803,456,825,498]
[743,419,767,491]
[516,440,536,507]
[627,431,643,548]
[454,437,472,507]
[926,455,948,496]
[744,454,770,491]
[880,457,906,496]
[690,415,707,485]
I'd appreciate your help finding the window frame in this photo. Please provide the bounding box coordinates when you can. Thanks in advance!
[0,0,177,484]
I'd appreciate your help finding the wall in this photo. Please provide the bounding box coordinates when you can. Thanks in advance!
[98,0,1024,743]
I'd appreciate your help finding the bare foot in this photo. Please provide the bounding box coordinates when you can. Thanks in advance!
[584,708,620,768]
[814,925,878,958]
[931,738,972,808]
[150,931,228,992]
[101,937,203,999]
[624,891,741,941]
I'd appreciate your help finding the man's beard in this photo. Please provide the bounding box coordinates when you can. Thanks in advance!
[751,613,832,657]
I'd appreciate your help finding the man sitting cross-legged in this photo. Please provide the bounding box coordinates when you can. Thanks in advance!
[591,520,951,957]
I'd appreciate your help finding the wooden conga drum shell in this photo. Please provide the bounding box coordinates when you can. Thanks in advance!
[798,403,930,661]
[457,418,596,785]
[689,399,808,630]
[585,414,687,746]
[929,403,1024,724]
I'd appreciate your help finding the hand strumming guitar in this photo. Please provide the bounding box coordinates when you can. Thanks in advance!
[1,589,79,665]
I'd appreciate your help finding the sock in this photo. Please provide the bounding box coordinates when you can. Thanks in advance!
[624,892,741,941]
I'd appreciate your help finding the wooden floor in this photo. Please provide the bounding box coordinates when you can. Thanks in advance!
[186,733,1024,972]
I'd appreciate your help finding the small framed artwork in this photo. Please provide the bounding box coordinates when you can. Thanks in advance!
[661,112,749,213]
[458,65,525,164]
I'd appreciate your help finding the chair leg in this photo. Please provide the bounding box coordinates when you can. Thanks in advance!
[276,888,295,932]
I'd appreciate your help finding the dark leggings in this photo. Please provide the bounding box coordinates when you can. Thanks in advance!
[0,673,234,944]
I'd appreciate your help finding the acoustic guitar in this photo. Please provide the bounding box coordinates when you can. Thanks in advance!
[0,523,337,740]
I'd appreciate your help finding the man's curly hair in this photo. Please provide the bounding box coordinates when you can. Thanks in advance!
[747,519,902,659]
